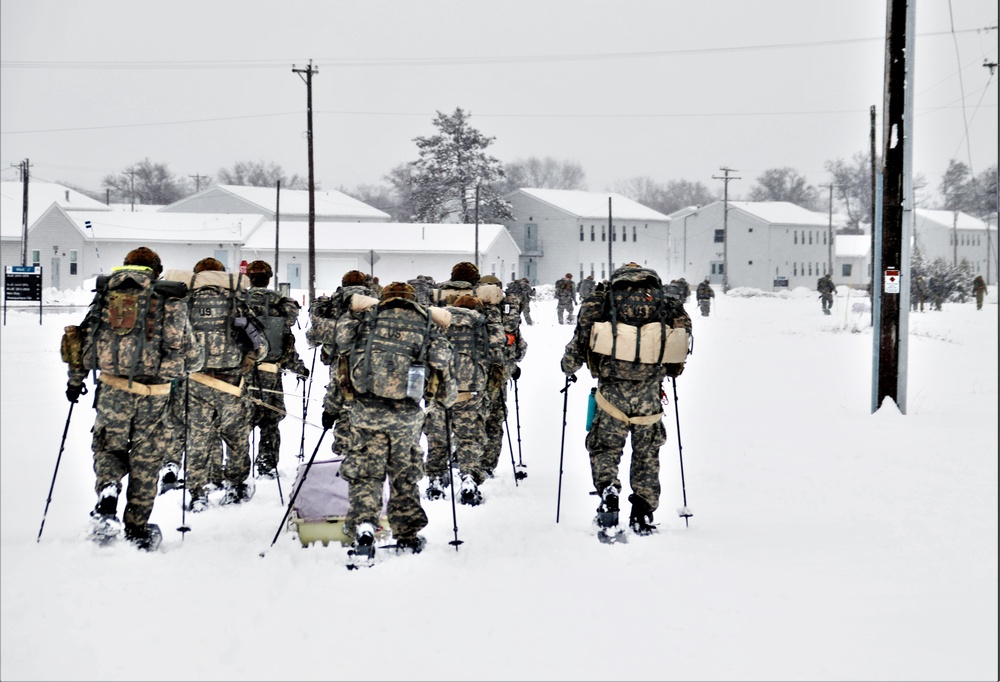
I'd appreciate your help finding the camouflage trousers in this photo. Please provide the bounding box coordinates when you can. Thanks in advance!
[185,379,252,499]
[556,299,575,324]
[322,373,355,458]
[480,377,507,476]
[821,293,834,311]
[584,378,666,512]
[425,393,486,484]
[340,396,428,540]
[90,379,174,530]
[247,368,287,473]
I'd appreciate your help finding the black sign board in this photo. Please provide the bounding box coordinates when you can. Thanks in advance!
[773,276,789,288]
[4,265,43,325]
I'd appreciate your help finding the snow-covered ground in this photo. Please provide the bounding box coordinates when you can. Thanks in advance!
[1,285,997,681]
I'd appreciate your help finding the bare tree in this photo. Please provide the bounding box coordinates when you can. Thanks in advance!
[102,158,186,205]
[747,167,820,210]
[502,157,586,193]
[217,160,309,190]
[613,176,716,216]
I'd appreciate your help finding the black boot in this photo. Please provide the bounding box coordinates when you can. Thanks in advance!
[595,485,619,529]
[628,494,657,535]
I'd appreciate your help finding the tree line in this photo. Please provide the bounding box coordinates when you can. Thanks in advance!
[68,107,998,230]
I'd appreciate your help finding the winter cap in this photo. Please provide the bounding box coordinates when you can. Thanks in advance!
[565,273,573,279]
[246,260,273,278]
[479,275,502,286]
[451,261,480,285]
[380,281,416,302]
[123,247,162,278]
[194,257,225,273]
[342,270,367,287]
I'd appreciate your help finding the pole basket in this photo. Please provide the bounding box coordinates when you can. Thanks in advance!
[677,506,693,519]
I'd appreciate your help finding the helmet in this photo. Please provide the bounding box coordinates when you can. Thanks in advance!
[452,294,483,312]
[380,281,416,302]
[123,247,162,278]
[342,270,367,287]
[451,261,480,285]
[246,260,273,278]
[479,275,502,286]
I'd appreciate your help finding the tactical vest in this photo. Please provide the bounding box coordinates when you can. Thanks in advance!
[244,288,288,363]
[444,307,490,392]
[348,299,435,401]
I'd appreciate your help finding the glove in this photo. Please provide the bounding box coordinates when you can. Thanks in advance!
[321,410,335,431]
[566,373,578,384]
[511,366,521,381]
[66,381,87,403]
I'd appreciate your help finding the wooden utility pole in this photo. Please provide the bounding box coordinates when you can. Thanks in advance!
[607,197,613,275]
[474,183,480,269]
[870,105,877,300]
[293,59,318,305]
[873,0,915,414]
[188,174,209,192]
[274,180,281,291]
[713,167,740,291]
[819,184,843,276]
[16,159,30,266]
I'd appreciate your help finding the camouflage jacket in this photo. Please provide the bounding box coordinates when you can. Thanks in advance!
[306,284,372,365]
[555,277,577,304]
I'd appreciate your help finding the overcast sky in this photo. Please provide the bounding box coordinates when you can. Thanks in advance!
[1,0,996,202]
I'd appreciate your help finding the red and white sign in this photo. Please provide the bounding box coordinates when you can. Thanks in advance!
[240,259,248,275]
[884,269,900,294]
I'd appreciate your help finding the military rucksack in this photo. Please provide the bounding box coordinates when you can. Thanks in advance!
[348,299,435,401]
[244,288,288,363]
[187,272,258,371]
[444,306,490,392]
[71,266,189,384]
[589,266,689,369]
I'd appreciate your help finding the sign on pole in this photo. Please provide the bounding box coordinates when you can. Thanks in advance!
[884,269,900,294]
[4,265,43,325]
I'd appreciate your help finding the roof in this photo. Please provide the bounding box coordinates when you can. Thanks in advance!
[727,201,831,226]
[162,184,391,221]
[835,234,870,258]
[1,181,110,238]
[243,222,516,254]
[514,188,669,221]
[64,211,266,243]
[914,208,992,231]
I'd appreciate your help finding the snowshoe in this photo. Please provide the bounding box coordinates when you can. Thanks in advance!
[220,480,255,506]
[459,475,483,506]
[187,493,209,514]
[346,523,377,570]
[594,485,619,529]
[124,522,162,552]
[628,494,659,536]
[514,465,528,481]
[158,463,183,496]
[596,525,628,544]
[392,535,427,555]
[425,476,447,501]
[89,513,123,546]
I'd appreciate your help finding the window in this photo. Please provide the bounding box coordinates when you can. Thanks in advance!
[714,229,725,243]
[579,265,584,280]
[601,264,606,279]
[808,232,813,245]
[808,263,812,275]
[842,263,853,277]
[590,263,595,277]
[70,250,78,275]
[612,225,617,242]
[602,226,606,242]
[748,227,753,233]
[31,250,40,267]
[621,226,626,241]
[591,225,595,242]
[748,260,753,265]
[823,232,827,245]
[794,263,798,276]
[632,226,637,242]
[579,225,584,242]
[794,231,798,245]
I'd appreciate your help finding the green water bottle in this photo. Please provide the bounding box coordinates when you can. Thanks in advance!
[586,387,597,430]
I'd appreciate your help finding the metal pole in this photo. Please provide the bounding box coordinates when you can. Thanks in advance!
[274,180,281,291]
[20,159,29,267]
[607,197,613,275]
[474,184,480,269]
[293,60,318,306]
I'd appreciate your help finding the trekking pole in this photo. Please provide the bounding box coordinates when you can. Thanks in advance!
[299,347,317,462]
[512,375,526,478]
[444,409,463,550]
[178,379,192,539]
[503,411,519,487]
[261,427,328,557]
[556,374,575,523]
[37,400,78,542]
[671,377,693,527]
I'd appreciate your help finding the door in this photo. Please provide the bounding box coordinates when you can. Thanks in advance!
[50,257,60,290]
[287,263,301,290]
[213,250,229,272]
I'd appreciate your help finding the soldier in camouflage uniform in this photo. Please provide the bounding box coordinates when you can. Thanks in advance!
[577,274,596,300]
[242,260,309,478]
[423,294,497,505]
[335,281,456,553]
[310,270,373,457]
[560,263,691,536]
[406,275,436,307]
[696,277,715,317]
[182,257,269,512]
[817,273,836,315]
[63,247,203,550]
[476,275,523,481]
[555,273,577,324]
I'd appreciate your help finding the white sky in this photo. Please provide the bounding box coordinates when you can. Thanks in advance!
[1,0,997,202]
[1,287,996,680]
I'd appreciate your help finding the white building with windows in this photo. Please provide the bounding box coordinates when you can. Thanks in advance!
[503,188,670,286]
[914,209,996,283]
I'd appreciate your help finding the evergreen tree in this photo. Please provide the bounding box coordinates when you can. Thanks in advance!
[407,108,514,223]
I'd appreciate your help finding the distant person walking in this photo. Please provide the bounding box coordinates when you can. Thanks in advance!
[696,277,715,317]
[972,275,987,310]
[555,273,577,324]
[817,273,836,315]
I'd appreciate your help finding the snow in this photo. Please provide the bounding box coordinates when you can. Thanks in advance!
[1,285,997,681]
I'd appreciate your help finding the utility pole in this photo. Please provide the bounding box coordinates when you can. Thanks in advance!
[124,169,136,212]
[819,184,842,275]
[713,167,740,292]
[274,180,281,291]
[873,0,915,415]
[293,59,318,305]
[474,183,480,269]
[188,174,209,193]
[870,104,877,298]
[12,159,31,266]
